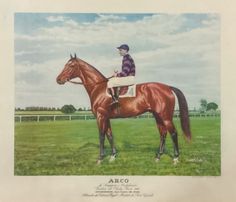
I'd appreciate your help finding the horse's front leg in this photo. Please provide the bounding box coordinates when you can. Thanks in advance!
[96,112,108,164]
[106,119,117,162]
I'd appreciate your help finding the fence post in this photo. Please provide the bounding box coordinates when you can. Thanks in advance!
[37,115,39,122]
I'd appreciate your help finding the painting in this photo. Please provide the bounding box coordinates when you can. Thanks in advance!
[0,0,235,201]
[15,13,220,176]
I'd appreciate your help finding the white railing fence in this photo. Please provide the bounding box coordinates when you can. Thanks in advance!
[15,112,220,123]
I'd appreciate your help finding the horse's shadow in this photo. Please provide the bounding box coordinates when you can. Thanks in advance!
[76,141,174,160]
[75,143,98,157]
[115,140,174,158]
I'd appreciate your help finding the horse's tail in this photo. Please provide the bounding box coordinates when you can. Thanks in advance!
[170,86,192,141]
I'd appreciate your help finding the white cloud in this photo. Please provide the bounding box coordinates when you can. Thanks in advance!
[64,19,78,27]
[46,15,67,22]
[15,50,38,56]
[15,14,220,109]
[95,14,127,24]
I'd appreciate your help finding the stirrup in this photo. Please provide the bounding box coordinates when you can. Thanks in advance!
[111,99,119,105]
[110,95,119,104]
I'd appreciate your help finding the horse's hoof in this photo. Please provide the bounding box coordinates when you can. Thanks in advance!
[155,158,160,163]
[173,158,179,165]
[109,155,116,162]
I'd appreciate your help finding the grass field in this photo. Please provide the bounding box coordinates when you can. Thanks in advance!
[15,117,220,176]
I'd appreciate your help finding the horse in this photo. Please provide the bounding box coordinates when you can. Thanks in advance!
[56,54,191,164]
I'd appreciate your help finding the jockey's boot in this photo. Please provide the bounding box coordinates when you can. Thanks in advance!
[109,88,118,105]
[114,87,119,101]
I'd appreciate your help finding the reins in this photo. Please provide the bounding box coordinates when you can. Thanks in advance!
[68,80,83,85]
[68,76,114,87]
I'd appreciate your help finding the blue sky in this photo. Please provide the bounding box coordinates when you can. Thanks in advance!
[15,13,220,109]
[15,13,153,34]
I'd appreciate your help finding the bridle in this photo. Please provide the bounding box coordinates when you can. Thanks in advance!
[63,59,113,87]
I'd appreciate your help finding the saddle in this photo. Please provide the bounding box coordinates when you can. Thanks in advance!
[107,85,136,98]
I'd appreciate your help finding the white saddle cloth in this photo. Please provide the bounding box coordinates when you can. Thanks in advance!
[106,85,136,98]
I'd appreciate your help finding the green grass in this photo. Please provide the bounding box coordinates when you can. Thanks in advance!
[15,117,220,176]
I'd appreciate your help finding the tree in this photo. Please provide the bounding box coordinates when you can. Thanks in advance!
[61,105,76,114]
[200,99,208,112]
[207,102,218,111]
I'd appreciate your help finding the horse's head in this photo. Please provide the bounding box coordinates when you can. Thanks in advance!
[56,54,81,85]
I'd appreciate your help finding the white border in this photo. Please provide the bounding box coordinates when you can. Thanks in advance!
[1,0,236,201]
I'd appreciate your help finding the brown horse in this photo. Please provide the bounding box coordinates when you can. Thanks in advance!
[56,54,191,164]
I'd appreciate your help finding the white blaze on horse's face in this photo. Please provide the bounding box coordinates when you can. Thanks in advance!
[56,58,79,85]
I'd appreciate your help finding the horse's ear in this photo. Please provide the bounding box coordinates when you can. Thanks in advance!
[70,54,73,59]
[74,53,77,58]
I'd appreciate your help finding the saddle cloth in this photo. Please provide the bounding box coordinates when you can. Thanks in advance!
[107,85,136,98]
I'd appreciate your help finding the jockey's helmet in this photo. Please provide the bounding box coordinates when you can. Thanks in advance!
[117,44,129,51]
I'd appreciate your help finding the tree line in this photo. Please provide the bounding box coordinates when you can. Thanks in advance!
[199,99,218,112]
[15,106,91,114]
[15,99,219,114]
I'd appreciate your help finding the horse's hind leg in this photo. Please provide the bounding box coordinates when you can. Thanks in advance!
[153,113,167,161]
[156,125,167,161]
[171,132,179,164]
[164,120,179,164]
[106,119,117,161]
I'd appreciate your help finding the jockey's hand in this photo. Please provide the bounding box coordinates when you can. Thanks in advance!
[113,71,118,77]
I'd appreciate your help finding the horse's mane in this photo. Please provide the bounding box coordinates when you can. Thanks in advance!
[79,58,108,81]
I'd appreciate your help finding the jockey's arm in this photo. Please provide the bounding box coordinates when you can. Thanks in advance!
[117,61,132,77]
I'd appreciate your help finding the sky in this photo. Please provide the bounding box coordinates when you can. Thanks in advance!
[15,13,220,110]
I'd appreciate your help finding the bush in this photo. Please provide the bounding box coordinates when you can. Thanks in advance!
[207,102,218,111]
[61,105,76,114]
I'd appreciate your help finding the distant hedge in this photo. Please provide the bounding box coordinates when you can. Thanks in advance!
[61,105,76,114]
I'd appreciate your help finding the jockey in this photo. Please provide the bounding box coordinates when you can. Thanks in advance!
[107,44,136,104]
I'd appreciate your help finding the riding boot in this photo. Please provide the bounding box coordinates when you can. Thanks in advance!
[109,88,118,104]
[114,87,119,101]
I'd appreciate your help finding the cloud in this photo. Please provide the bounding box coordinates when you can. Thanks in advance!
[64,19,78,27]
[15,14,220,109]
[16,70,44,85]
[46,15,67,22]
[95,14,127,23]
